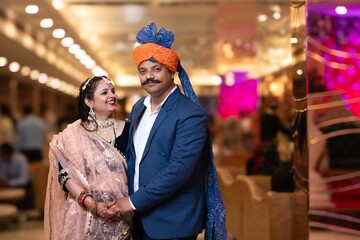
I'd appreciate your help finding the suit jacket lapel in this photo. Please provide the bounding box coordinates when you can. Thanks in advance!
[128,100,146,160]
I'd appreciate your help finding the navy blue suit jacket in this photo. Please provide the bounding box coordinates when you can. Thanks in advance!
[127,87,208,239]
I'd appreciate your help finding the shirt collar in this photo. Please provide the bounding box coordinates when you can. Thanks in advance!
[144,85,177,113]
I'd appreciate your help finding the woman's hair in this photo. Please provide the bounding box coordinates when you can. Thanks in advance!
[77,76,104,122]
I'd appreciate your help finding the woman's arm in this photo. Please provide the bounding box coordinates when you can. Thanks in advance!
[61,172,116,217]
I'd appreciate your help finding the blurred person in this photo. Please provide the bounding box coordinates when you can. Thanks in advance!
[247,100,291,175]
[260,101,291,143]
[16,105,47,162]
[0,103,16,145]
[0,142,34,210]
[105,22,226,240]
[44,76,133,239]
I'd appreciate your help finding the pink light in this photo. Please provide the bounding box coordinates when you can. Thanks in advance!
[218,75,258,118]
[335,6,347,15]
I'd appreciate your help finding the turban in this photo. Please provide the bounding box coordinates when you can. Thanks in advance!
[133,22,179,73]
[133,22,200,104]
[133,43,179,73]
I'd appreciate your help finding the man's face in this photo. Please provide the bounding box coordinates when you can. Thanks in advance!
[137,60,175,99]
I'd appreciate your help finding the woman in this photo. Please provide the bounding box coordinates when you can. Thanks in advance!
[44,76,133,239]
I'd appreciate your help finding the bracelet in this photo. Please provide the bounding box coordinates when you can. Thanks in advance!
[75,191,86,202]
[58,169,71,192]
[78,193,92,208]
[81,194,92,208]
[75,191,88,206]
[60,175,71,192]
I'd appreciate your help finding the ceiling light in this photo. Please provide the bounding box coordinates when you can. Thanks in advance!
[38,73,48,84]
[9,62,20,72]
[50,78,61,89]
[25,5,39,14]
[40,18,54,28]
[20,66,31,76]
[290,38,298,44]
[75,49,86,59]
[69,44,80,54]
[30,69,40,80]
[273,12,281,20]
[0,57,7,67]
[335,6,347,15]
[92,66,107,76]
[3,22,18,39]
[52,28,65,39]
[22,34,34,48]
[211,75,222,86]
[258,14,268,22]
[52,0,64,10]
[61,37,74,47]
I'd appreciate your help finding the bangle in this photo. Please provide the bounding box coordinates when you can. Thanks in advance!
[78,193,92,208]
[75,191,87,202]
[75,191,91,208]
[82,194,92,208]
[58,169,71,193]
[60,175,71,192]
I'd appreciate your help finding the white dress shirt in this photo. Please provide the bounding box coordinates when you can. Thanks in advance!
[133,86,177,192]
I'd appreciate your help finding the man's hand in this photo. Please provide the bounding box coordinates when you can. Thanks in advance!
[106,197,134,216]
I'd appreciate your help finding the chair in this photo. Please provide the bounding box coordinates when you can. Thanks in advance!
[29,161,50,217]
[0,204,19,227]
[218,152,252,176]
[217,166,243,239]
[217,167,308,240]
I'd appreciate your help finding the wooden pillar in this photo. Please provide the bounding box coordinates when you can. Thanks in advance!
[291,1,309,239]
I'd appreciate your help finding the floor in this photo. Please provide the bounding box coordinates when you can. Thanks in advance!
[0,220,359,240]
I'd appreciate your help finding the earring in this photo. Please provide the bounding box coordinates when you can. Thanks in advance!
[88,107,95,120]
[87,107,97,131]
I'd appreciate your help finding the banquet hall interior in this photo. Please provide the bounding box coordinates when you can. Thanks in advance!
[0,0,359,239]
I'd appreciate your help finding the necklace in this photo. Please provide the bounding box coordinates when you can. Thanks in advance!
[96,118,116,128]
[95,119,118,146]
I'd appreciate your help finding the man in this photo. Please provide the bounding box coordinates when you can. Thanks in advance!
[0,143,34,210]
[107,23,226,239]
[16,105,47,162]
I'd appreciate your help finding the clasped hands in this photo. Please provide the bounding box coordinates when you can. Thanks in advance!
[95,197,133,219]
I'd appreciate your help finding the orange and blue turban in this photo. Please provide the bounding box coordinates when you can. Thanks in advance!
[133,22,200,105]
[133,22,227,240]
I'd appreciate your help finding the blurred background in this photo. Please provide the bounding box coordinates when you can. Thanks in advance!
[0,0,359,239]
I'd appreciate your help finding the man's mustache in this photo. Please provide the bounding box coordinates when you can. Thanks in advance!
[142,79,161,85]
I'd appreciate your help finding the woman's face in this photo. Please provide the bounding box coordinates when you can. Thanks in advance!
[86,78,117,120]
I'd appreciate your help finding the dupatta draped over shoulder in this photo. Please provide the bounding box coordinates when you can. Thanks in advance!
[44,120,132,240]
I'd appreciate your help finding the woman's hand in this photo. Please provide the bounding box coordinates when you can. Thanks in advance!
[96,201,117,218]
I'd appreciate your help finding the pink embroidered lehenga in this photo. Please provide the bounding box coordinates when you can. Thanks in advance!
[44,120,133,239]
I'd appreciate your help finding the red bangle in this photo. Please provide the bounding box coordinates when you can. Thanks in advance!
[81,194,92,208]
[76,191,92,208]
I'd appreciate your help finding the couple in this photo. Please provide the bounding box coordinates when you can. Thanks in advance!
[44,22,226,240]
